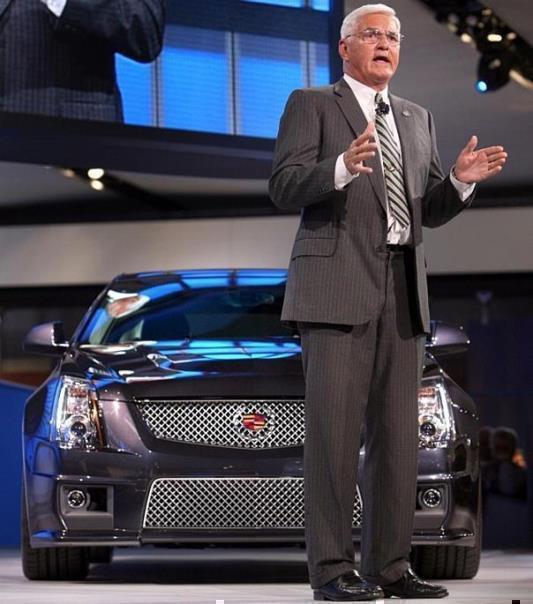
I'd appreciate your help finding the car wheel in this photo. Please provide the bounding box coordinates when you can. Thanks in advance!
[411,484,482,580]
[89,547,113,564]
[410,540,481,580]
[21,485,90,581]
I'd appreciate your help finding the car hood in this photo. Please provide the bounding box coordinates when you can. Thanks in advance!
[63,338,305,400]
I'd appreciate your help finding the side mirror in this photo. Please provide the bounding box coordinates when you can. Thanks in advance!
[426,321,470,356]
[23,321,69,356]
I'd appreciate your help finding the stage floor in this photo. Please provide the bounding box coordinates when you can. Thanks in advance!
[1,547,532,603]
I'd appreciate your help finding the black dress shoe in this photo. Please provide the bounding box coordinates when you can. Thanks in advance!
[381,568,448,599]
[314,570,385,601]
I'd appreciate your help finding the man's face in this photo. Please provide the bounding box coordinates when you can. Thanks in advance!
[338,12,400,90]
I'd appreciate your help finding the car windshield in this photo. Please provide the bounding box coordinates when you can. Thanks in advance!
[77,272,290,344]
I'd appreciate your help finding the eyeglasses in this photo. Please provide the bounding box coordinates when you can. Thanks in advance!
[344,28,404,47]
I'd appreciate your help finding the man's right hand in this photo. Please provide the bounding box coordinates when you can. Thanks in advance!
[343,122,378,175]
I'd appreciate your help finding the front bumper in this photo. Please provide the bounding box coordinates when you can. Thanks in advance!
[25,443,479,550]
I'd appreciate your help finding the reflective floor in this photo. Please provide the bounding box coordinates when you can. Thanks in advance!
[1,547,532,603]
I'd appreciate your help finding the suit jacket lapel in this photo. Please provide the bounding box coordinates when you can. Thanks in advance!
[390,94,416,213]
[333,79,387,212]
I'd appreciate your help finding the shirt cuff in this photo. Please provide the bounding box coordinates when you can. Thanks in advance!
[42,0,68,17]
[334,153,358,191]
[450,166,475,202]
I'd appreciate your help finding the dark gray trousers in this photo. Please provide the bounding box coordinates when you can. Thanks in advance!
[298,249,425,589]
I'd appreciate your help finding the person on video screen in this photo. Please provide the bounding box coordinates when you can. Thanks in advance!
[0,0,166,122]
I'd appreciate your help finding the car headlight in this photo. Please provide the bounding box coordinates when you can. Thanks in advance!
[418,378,455,449]
[52,377,106,450]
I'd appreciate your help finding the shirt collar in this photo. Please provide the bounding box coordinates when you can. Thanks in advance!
[342,73,390,109]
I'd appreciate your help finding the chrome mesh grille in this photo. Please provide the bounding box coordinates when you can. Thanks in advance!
[136,399,305,448]
[143,477,363,529]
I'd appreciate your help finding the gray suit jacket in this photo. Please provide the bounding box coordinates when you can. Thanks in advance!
[0,0,165,121]
[269,78,474,333]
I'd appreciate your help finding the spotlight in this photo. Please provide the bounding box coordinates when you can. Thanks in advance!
[90,180,105,191]
[476,51,512,92]
[87,168,105,180]
[476,25,507,54]
[420,0,533,92]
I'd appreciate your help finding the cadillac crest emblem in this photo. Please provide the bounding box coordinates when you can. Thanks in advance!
[233,404,274,445]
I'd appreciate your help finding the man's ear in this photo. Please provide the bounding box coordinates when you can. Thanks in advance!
[338,39,348,61]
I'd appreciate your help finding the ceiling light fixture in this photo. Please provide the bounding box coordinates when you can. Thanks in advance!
[418,0,533,93]
[477,51,513,92]
[90,180,105,192]
[87,168,105,180]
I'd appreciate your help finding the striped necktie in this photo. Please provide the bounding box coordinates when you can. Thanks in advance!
[374,93,411,229]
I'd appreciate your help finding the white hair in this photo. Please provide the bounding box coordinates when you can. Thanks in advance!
[340,4,400,39]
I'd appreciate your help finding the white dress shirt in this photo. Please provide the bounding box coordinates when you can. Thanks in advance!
[41,0,67,17]
[335,74,474,245]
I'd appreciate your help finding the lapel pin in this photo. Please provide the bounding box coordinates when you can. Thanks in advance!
[402,109,411,117]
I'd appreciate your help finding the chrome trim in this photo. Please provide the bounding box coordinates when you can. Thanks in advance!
[417,473,455,481]
[143,477,363,530]
[136,399,305,449]
[411,529,474,544]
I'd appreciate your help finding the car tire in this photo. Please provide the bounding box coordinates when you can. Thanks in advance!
[21,485,90,581]
[89,547,113,564]
[411,485,482,580]
[410,541,481,580]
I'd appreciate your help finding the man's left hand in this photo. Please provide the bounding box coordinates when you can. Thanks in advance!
[453,135,507,184]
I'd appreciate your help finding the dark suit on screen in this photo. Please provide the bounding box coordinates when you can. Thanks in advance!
[269,78,474,589]
[0,0,165,121]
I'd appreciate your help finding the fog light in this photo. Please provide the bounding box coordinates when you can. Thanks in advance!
[420,488,442,508]
[67,489,88,509]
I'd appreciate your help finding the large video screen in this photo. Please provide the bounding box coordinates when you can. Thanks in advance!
[2,0,332,139]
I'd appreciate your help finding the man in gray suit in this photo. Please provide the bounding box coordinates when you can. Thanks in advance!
[269,3,507,601]
[0,0,165,121]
